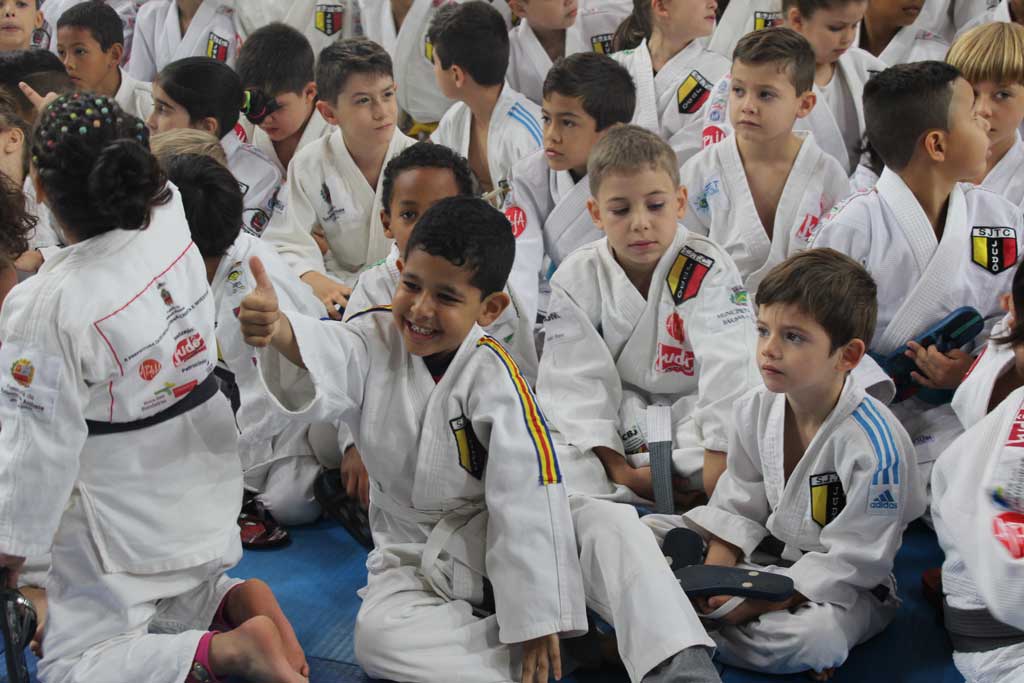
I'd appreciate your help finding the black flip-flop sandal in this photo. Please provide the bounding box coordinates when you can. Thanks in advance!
[238,496,291,550]
[0,568,36,683]
[313,468,373,549]
[664,528,796,602]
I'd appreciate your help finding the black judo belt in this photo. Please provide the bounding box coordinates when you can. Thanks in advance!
[85,374,218,435]
[944,599,1024,652]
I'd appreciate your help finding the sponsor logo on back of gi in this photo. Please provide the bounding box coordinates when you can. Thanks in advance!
[138,358,162,382]
[153,379,199,400]
[172,333,208,368]
[870,489,897,510]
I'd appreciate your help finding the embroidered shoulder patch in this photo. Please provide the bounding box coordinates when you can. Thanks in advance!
[753,10,783,29]
[206,33,230,62]
[315,4,345,35]
[590,32,613,54]
[809,472,846,527]
[971,227,1017,274]
[666,246,714,304]
[450,414,487,479]
[0,344,63,424]
[677,71,713,115]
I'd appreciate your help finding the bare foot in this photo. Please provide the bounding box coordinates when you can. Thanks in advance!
[224,580,308,676]
[208,615,308,683]
[20,586,46,658]
[808,667,836,680]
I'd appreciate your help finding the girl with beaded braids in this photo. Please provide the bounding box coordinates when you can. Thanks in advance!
[147,57,282,237]
[0,92,309,683]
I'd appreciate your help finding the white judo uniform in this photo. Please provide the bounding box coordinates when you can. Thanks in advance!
[679,131,851,292]
[40,0,139,62]
[980,134,1024,210]
[0,188,243,683]
[645,376,927,675]
[220,130,282,237]
[933,385,1024,682]
[614,37,730,165]
[212,233,327,525]
[113,67,153,121]
[954,0,1008,37]
[536,226,760,498]
[858,22,949,66]
[234,0,362,55]
[505,0,632,106]
[706,0,782,60]
[255,306,588,682]
[700,48,886,175]
[392,0,512,123]
[251,108,334,179]
[345,244,539,383]
[811,168,1024,470]
[128,0,239,82]
[951,315,1017,432]
[262,128,415,286]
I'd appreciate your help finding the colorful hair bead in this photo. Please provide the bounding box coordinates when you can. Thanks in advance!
[79,126,88,134]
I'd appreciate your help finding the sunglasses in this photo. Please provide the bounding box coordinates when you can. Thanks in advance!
[1,568,36,683]
[242,89,284,126]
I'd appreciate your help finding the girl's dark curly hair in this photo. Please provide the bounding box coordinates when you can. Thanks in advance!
[0,171,35,266]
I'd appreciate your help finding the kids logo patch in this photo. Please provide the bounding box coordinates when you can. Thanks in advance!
[702,125,726,148]
[450,414,487,479]
[1006,405,1024,447]
[138,359,162,382]
[504,206,528,238]
[677,71,712,115]
[665,312,686,343]
[590,33,613,54]
[753,10,784,30]
[796,213,820,242]
[993,511,1024,559]
[810,471,846,527]
[10,358,34,387]
[730,287,748,305]
[655,343,694,375]
[315,4,345,36]
[172,333,207,368]
[206,33,230,62]
[972,227,1017,274]
[666,246,714,305]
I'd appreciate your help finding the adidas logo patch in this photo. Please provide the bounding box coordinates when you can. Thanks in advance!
[870,489,898,510]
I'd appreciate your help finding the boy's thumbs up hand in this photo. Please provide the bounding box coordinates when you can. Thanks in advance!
[240,256,281,347]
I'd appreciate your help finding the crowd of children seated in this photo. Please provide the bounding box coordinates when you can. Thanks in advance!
[1,1,1023,682]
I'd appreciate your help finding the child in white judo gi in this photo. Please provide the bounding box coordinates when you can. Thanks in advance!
[537,124,760,503]
[505,52,636,323]
[235,23,330,177]
[128,0,238,81]
[933,263,1024,682]
[235,0,362,55]
[958,0,1024,34]
[611,0,730,164]
[263,37,414,317]
[42,0,137,64]
[146,57,282,238]
[0,92,307,683]
[506,0,632,105]
[54,2,151,121]
[646,249,927,680]
[706,0,783,59]
[0,0,42,51]
[947,22,1024,209]
[429,2,543,202]
[701,0,885,176]
[812,61,1024,477]
[858,0,948,64]
[681,27,850,292]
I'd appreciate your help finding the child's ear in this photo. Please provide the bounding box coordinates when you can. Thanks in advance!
[396,257,404,273]
[586,196,605,232]
[381,209,393,239]
[477,290,510,327]
[675,184,689,221]
[303,82,318,104]
[316,100,340,126]
[922,129,947,162]
[196,116,219,135]
[795,90,816,120]
[651,0,671,20]
[1,125,24,156]
[837,338,866,372]
[34,10,43,29]
[451,63,467,89]
[786,6,803,29]
[109,43,124,66]
[508,0,527,19]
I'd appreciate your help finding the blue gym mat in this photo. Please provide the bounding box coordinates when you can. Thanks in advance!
[3,520,964,682]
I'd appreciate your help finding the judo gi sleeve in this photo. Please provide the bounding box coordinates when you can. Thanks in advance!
[504,163,546,325]
[262,161,331,279]
[126,10,158,81]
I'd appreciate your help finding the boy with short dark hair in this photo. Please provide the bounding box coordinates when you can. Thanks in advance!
[645,249,926,680]
[240,196,589,683]
[236,22,331,175]
[681,27,850,292]
[263,37,414,318]
[41,0,138,58]
[505,51,635,323]
[55,1,152,119]
[0,0,43,52]
[538,124,760,505]
[813,60,1024,475]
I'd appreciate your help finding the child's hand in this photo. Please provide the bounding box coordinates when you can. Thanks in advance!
[14,249,43,273]
[905,342,974,390]
[0,553,25,587]
[341,445,370,509]
[300,271,351,321]
[18,82,58,112]
[520,633,561,683]
[240,256,282,347]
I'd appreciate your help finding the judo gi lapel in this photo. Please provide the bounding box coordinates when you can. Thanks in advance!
[874,169,963,354]
[878,25,915,65]
[180,1,220,61]
[515,21,554,91]
[807,79,849,172]
[654,38,712,121]
[719,134,771,274]
[624,41,660,133]
[593,238,649,363]
[544,170,596,264]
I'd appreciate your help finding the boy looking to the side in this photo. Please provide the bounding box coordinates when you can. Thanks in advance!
[0,0,42,52]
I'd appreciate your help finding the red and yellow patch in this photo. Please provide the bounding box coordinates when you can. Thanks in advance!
[477,336,561,485]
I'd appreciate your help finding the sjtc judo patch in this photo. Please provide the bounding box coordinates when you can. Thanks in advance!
[590,33,613,54]
[971,227,1017,274]
[753,10,783,30]
[315,4,345,36]
[810,472,846,527]
[677,71,712,115]
[206,33,229,62]
[666,246,714,305]
[450,415,487,479]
